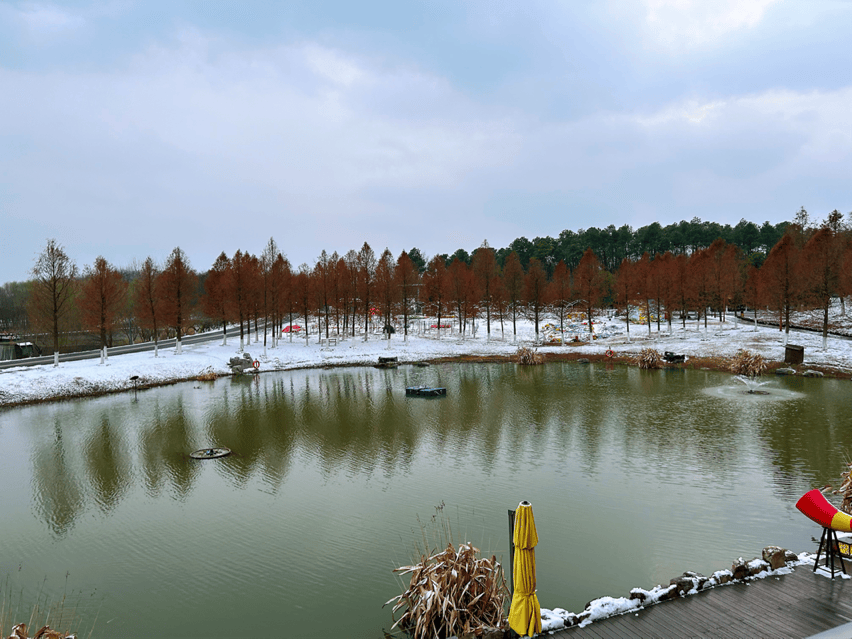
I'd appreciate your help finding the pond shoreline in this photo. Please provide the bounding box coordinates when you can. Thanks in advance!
[1,347,845,409]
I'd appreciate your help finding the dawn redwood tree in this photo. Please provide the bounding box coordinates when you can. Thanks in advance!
[524,257,548,339]
[548,260,572,344]
[472,242,499,338]
[327,251,341,336]
[447,258,479,337]
[336,255,353,336]
[30,239,78,358]
[260,238,281,351]
[314,250,334,339]
[374,249,396,337]
[395,250,419,341]
[356,243,377,340]
[801,227,846,350]
[422,255,448,338]
[294,265,312,346]
[246,253,262,344]
[156,247,196,355]
[654,252,676,334]
[633,253,654,336]
[490,274,508,338]
[760,233,800,342]
[706,239,740,323]
[344,250,359,337]
[671,253,690,329]
[614,258,637,340]
[269,252,290,346]
[687,248,712,333]
[80,256,128,349]
[228,250,254,350]
[572,248,605,339]
[135,257,161,355]
[502,251,525,340]
[202,252,232,345]
[742,264,762,331]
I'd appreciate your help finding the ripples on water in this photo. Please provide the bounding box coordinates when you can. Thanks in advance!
[1,364,848,637]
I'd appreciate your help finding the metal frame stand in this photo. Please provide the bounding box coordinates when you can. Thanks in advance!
[814,527,847,579]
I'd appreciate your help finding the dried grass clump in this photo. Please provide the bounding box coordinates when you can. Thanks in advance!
[5,624,75,639]
[516,347,543,365]
[387,543,508,639]
[831,462,852,515]
[636,348,662,369]
[729,349,766,378]
[196,367,218,382]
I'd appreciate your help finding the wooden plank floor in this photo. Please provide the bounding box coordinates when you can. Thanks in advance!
[551,566,852,639]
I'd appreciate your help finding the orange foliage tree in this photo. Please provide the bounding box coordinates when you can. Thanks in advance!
[79,256,128,349]
[155,247,197,354]
[572,248,605,339]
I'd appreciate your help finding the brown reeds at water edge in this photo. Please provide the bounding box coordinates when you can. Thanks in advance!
[1,575,92,639]
[4,623,75,639]
[387,543,508,639]
[729,349,766,378]
[636,348,663,369]
[516,347,543,365]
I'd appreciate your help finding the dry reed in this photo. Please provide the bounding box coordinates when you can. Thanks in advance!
[729,350,766,378]
[196,367,218,382]
[636,348,662,369]
[831,462,852,514]
[387,543,508,639]
[5,624,75,639]
[516,347,543,365]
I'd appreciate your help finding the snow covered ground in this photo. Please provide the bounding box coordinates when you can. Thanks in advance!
[1,310,851,407]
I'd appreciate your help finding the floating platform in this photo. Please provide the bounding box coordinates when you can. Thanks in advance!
[405,386,447,397]
[190,447,231,459]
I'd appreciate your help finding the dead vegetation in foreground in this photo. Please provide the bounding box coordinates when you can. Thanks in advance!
[5,624,76,639]
[386,504,508,639]
[515,346,543,365]
[636,348,663,369]
[729,349,767,378]
[387,543,508,639]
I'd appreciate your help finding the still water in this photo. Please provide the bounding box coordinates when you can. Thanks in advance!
[0,363,848,638]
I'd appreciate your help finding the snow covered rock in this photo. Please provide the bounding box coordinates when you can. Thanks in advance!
[762,546,787,570]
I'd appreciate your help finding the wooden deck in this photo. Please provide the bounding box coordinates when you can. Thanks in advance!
[551,565,852,639]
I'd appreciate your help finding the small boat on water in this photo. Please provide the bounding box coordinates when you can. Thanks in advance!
[405,386,447,397]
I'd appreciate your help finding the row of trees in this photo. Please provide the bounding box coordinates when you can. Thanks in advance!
[10,209,851,355]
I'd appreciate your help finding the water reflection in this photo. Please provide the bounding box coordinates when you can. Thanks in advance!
[19,365,850,546]
[32,417,84,537]
[83,413,130,512]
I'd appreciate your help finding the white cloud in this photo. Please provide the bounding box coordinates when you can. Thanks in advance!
[640,0,780,48]
[14,2,85,34]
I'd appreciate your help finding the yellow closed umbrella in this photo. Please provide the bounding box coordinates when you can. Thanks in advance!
[508,500,541,636]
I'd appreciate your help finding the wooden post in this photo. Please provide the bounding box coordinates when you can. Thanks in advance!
[508,509,516,595]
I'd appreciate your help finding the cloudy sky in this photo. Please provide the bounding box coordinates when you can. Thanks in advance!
[1,0,849,282]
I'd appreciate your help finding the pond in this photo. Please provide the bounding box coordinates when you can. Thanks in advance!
[0,363,847,638]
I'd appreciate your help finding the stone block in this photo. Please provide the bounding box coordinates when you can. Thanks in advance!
[762,546,788,570]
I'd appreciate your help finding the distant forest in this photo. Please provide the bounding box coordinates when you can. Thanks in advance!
[2,207,849,355]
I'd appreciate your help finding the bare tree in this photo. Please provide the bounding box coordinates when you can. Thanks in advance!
[30,239,78,358]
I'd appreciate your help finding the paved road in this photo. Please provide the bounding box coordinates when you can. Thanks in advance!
[0,327,239,370]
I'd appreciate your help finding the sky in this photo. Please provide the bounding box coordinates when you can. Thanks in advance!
[1,0,850,283]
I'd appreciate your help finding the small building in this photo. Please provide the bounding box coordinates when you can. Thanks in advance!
[0,334,43,361]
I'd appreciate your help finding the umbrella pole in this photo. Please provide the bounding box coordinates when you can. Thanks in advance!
[508,509,516,595]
